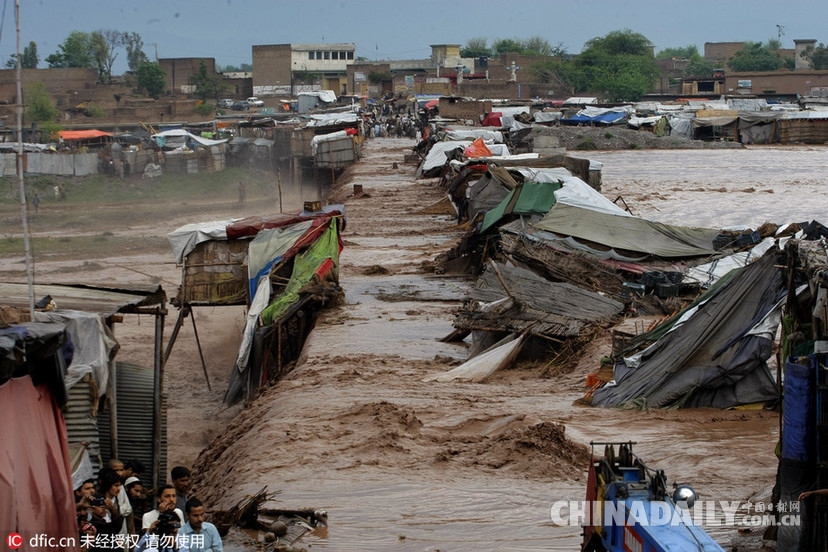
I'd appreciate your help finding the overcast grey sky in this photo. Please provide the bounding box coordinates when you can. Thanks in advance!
[4,0,826,73]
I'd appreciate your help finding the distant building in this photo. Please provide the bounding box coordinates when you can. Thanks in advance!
[430,44,463,68]
[794,39,817,70]
[159,57,217,96]
[704,42,745,66]
[252,43,356,97]
[705,41,796,69]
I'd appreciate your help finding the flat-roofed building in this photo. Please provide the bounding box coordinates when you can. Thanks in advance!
[253,43,356,96]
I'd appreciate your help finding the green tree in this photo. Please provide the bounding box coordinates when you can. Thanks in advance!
[136,61,166,99]
[460,37,492,58]
[523,36,561,57]
[218,63,252,72]
[22,41,39,68]
[190,60,228,101]
[684,53,717,78]
[656,45,699,60]
[91,30,123,83]
[569,29,660,101]
[124,32,149,72]
[728,41,782,71]
[801,43,828,70]
[368,70,392,84]
[529,58,574,92]
[24,81,59,123]
[45,31,94,68]
[493,38,524,55]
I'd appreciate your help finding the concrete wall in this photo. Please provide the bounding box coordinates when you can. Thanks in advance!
[438,99,492,122]
[705,42,744,65]
[723,70,828,95]
[457,81,557,100]
[289,43,354,73]
[795,40,818,70]
[348,63,391,97]
[252,44,293,92]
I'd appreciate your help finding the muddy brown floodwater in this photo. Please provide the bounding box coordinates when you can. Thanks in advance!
[6,140,825,551]
[179,141,828,552]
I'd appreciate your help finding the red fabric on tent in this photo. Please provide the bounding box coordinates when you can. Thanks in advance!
[463,137,492,159]
[481,112,503,127]
[226,210,343,241]
[0,377,78,552]
[58,130,113,140]
[226,213,308,240]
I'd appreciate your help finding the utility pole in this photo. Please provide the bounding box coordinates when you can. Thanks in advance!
[15,0,35,317]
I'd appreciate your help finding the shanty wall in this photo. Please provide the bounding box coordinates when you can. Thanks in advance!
[438,99,492,122]
[0,147,223,177]
[457,81,559,101]
[778,118,828,144]
[179,239,250,306]
[0,152,99,176]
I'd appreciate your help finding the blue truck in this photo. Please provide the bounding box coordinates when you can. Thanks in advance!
[582,442,725,552]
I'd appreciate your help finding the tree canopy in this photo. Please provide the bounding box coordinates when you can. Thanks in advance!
[219,63,252,72]
[683,53,717,78]
[136,62,166,99]
[656,45,699,60]
[493,38,524,55]
[25,81,59,122]
[6,41,39,69]
[45,30,150,80]
[568,29,660,102]
[124,32,149,72]
[459,37,491,59]
[801,43,828,70]
[91,30,122,83]
[46,31,94,68]
[190,60,228,101]
[728,40,794,72]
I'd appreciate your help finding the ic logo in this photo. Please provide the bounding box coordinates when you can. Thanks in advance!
[7,533,23,549]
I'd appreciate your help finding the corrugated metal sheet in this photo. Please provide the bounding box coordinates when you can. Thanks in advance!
[65,375,103,476]
[98,362,167,487]
[0,152,16,176]
[0,282,165,316]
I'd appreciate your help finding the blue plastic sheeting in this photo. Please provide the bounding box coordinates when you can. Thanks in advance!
[560,111,627,125]
[782,355,815,462]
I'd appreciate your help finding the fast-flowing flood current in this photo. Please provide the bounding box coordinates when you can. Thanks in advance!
[207,143,826,551]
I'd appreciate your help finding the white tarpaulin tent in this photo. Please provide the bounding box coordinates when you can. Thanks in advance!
[167,219,240,264]
[153,128,228,149]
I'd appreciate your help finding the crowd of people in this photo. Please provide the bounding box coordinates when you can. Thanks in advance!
[74,460,222,552]
[360,96,433,140]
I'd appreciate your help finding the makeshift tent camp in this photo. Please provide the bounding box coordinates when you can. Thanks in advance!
[591,250,784,409]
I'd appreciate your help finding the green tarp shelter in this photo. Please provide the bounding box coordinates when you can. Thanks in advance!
[481,180,562,233]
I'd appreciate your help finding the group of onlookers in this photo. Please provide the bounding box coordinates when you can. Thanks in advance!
[74,460,222,552]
